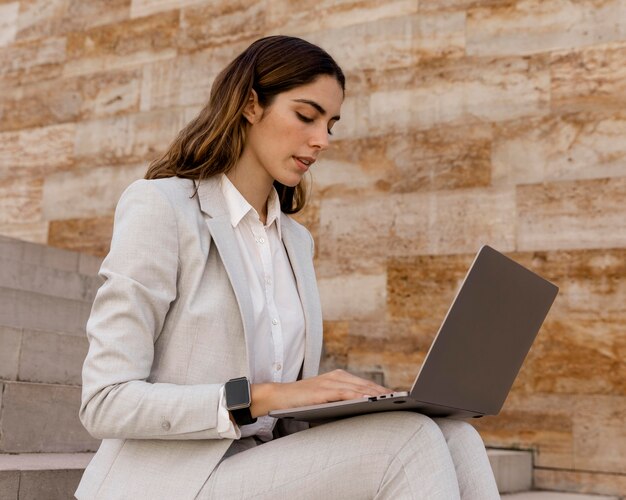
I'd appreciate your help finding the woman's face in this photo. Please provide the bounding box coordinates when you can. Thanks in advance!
[241,75,344,188]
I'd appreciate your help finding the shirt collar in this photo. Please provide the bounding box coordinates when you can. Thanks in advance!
[220,174,282,238]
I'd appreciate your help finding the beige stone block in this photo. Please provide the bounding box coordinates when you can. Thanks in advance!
[574,396,626,473]
[48,216,113,257]
[0,81,79,133]
[63,11,178,78]
[18,329,89,386]
[59,0,130,33]
[317,124,491,198]
[267,0,418,34]
[388,124,492,194]
[0,235,22,259]
[551,42,626,113]
[0,470,19,499]
[80,69,141,118]
[492,112,626,186]
[140,43,247,111]
[318,194,397,261]
[394,187,517,256]
[0,223,48,246]
[178,1,265,51]
[467,0,626,57]
[534,468,626,498]
[0,2,19,47]
[18,469,84,500]
[487,449,533,494]
[130,0,202,19]
[293,12,464,74]
[518,318,625,397]
[348,319,429,357]
[310,136,394,198]
[0,255,99,302]
[0,325,21,381]
[419,0,507,11]
[16,0,67,42]
[0,381,99,452]
[517,178,626,251]
[42,164,145,220]
[289,197,320,250]
[15,0,128,42]
[0,288,91,335]
[0,177,43,225]
[0,237,80,273]
[21,239,79,273]
[78,252,103,276]
[0,36,65,85]
[344,56,549,138]
[474,392,576,469]
[322,320,349,364]
[318,272,387,321]
[0,123,75,177]
[387,253,474,323]
[73,109,189,166]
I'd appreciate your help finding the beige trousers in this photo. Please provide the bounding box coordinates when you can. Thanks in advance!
[197,412,500,499]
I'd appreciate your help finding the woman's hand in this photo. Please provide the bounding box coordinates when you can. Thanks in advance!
[250,369,391,418]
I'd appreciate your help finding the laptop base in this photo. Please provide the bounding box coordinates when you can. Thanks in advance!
[270,393,484,423]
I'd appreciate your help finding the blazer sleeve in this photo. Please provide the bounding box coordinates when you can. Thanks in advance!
[79,179,226,441]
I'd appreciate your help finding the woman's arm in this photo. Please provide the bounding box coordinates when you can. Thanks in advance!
[79,180,224,441]
[250,369,391,418]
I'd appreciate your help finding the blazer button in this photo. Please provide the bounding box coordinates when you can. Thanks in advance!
[161,420,171,431]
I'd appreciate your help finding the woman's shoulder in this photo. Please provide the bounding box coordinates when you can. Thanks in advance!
[120,176,197,208]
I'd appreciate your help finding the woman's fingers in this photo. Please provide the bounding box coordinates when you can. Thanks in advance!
[323,369,391,395]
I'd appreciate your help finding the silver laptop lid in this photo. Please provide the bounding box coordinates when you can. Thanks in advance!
[410,245,558,415]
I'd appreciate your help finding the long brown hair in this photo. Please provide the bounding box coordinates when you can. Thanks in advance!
[145,36,345,213]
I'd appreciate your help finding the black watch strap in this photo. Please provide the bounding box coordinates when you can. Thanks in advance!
[231,407,257,426]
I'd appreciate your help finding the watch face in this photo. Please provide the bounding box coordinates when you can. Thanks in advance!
[225,378,250,409]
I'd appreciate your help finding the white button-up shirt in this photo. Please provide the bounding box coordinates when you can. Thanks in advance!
[216,174,306,441]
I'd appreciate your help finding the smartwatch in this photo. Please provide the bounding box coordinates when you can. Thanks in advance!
[224,377,257,426]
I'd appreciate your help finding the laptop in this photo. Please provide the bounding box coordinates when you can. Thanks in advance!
[270,245,559,422]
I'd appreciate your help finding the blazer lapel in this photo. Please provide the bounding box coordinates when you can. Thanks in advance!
[195,176,323,380]
[281,216,323,379]
[195,177,254,376]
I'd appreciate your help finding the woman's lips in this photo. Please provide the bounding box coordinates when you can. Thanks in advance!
[293,156,310,172]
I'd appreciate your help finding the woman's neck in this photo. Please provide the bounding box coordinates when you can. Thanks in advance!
[226,160,274,224]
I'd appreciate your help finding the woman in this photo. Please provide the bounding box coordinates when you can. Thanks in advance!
[76,35,499,499]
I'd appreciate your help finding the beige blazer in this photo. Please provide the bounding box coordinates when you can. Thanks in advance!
[75,176,323,499]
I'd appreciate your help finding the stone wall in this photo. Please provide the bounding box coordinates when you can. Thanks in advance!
[1,0,624,496]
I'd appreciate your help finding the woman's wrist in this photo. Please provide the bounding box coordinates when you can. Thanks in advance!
[250,382,278,418]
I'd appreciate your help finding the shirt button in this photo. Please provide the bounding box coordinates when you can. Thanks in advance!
[271,318,278,325]
[265,277,272,285]
[274,363,282,371]
[161,420,171,431]
[258,237,265,244]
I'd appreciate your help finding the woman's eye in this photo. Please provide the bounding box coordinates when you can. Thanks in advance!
[296,112,314,123]
[297,112,334,136]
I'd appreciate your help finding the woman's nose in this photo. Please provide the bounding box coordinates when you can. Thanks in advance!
[310,126,330,151]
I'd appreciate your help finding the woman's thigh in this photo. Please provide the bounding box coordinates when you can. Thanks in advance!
[433,418,500,500]
[198,411,461,500]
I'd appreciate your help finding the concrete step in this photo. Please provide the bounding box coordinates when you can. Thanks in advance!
[0,287,93,335]
[0,256,101,303]
[0,381,99,453]
[0,325,88,386]
[0,235,102,276]
[487,448,533,494]
[0,452,94,500]
[501,492,619,499]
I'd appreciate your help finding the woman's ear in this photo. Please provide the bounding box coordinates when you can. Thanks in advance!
[242,89,261,125]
